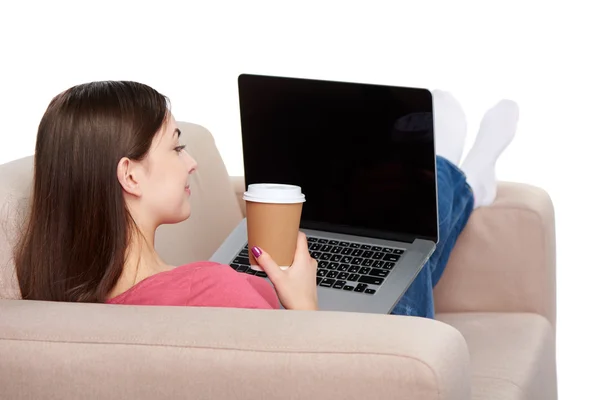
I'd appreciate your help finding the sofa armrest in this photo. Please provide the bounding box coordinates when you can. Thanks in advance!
[230,175,246,217]
[433,182,556,328]
[0,299,470,400]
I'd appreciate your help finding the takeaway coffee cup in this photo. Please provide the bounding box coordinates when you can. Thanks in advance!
[243,184,306,271]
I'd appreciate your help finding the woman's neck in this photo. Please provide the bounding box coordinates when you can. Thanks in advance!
[107,226,173,299]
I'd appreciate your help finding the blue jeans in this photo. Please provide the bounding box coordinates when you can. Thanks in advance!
[390,156,474,318]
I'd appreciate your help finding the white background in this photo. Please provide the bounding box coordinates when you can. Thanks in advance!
[1,0,598,397]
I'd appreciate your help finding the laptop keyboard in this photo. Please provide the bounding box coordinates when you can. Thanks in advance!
[228,236,404,295]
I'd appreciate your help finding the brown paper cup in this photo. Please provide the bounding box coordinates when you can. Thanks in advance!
[243,184,306,271]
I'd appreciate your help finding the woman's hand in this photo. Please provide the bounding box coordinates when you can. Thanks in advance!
[251,232,318,310]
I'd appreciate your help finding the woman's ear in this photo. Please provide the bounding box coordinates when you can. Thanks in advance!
[117,157,143,197]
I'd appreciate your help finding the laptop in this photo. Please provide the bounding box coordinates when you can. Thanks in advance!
[210,74,438,314]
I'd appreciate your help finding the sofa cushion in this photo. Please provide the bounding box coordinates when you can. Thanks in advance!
[0,299,470,400]
[0,156,33,299]
[433,182,556,328]
[436,312,557,400]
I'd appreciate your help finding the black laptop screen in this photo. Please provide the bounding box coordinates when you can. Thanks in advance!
[238,74,438,243]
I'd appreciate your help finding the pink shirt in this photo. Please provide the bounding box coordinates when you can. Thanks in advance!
[105,261,279,309]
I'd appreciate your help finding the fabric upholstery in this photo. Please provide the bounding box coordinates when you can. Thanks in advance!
[0,300,470,400]
[437,313,557,400]
[230,175,246,217]
[434,182,556,328]
[0,156,32,299]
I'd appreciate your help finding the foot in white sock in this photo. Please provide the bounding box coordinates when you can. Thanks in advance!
[432,89,468,165]
[461,99,520,208]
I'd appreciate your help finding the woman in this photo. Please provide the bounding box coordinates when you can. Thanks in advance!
[13,81,519,317]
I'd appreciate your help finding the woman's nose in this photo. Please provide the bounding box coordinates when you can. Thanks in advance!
[186,151,198,174]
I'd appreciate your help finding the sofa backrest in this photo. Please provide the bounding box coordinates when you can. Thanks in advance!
[0,121,243,299]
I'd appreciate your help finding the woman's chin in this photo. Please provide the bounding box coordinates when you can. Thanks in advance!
[161,208,192,225]
[177,208,192,223]
[181,204,193,220]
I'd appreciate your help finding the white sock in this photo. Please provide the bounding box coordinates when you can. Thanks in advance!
[461,99,519,208]
[432,89,468,165]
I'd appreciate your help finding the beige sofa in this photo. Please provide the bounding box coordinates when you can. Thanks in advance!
[0,122,557,400]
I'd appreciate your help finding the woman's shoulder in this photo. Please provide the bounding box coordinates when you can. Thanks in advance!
[105,261,231,304]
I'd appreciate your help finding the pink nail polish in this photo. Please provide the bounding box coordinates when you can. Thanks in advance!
[251,246,262,258]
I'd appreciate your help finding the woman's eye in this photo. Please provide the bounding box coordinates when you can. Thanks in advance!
[174,145,186,153]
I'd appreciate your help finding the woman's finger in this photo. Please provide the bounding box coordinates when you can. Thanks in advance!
[252,246,282,283]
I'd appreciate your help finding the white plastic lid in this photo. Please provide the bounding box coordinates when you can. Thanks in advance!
[243,183,305,204]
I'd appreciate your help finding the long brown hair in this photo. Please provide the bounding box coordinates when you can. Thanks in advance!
[14,81,170,302]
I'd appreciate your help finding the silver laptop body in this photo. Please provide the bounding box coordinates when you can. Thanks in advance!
[211,74,438,314]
